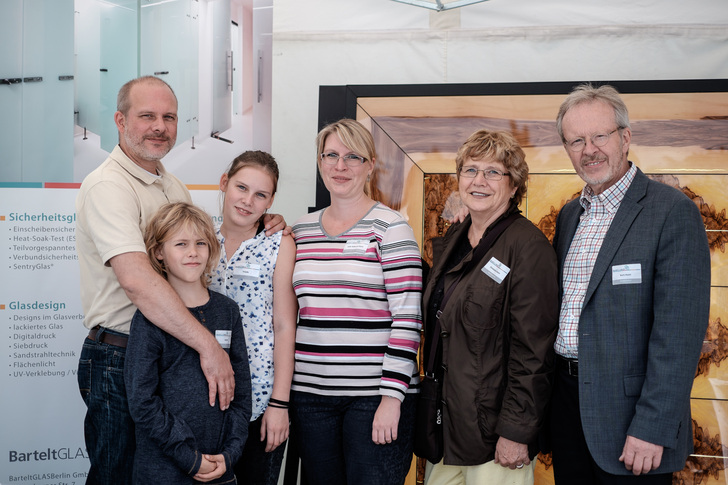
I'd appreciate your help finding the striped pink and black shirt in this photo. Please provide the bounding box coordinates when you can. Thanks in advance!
[291,203,423,400]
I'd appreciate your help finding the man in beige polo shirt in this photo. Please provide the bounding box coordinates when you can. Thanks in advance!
[75,76,284,484]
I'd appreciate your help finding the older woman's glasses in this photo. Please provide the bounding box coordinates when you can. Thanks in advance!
[320,152,367,167]
[459,167,510,180]
[564,128,621,152]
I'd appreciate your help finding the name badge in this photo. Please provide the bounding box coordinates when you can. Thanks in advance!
[612,263,642,285]
[233,262,261,278]
[482,257,510,284]
[343,239,369,254]
[215,330,232,349]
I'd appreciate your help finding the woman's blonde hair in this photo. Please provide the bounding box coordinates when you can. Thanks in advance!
[144,202,220,287]
[316,118,376,166]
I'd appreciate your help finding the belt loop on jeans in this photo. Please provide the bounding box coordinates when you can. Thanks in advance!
[556,354,578,377]
[88,327,128,348]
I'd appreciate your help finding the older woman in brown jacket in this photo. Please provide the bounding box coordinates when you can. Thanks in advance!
[422,130,559,485]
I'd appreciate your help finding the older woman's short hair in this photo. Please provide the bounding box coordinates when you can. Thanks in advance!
[316,119,377,164]
[455,130,529,206]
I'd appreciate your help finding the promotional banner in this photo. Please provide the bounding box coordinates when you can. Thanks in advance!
[0,185,219,485]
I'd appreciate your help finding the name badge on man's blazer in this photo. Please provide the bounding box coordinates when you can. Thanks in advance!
[612,263,642,285]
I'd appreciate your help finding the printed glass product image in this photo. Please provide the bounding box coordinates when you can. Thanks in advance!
[327,82,728,485]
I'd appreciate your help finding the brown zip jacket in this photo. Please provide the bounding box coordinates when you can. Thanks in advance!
[422,207,558,466]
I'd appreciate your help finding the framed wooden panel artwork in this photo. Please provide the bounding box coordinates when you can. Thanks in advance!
[316,79,728,485]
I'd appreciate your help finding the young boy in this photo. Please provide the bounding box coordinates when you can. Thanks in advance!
[124,202,251,483]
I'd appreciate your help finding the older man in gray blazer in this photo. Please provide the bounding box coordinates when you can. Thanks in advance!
[549,84,710,485]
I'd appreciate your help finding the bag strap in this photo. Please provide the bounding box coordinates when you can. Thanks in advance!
[424,211,521,375]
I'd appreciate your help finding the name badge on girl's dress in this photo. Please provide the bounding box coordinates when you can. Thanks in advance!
[612,264,642,285]
[215,330,232,349]
[482,257,510,284]
[343,239,369,254]
[233,262,261,278]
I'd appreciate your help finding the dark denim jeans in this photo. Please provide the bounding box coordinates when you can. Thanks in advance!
[77,329,134,485]
[290,392,417,485]
[234,415,287,485]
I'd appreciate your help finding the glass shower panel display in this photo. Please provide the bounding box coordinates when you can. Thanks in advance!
[187,0,199,142]
[75,0,102,137]
[0,0,24,182]
[99,0,138,153]
[0,0,73,183]
[211,0,232,136]
[22,0,74,183]
[141,0,199,147]
[231,21,240,116]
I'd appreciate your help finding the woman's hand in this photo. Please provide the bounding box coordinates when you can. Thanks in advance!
[494,436,530,469]
[371,395,401,445]
[261,405,290,452]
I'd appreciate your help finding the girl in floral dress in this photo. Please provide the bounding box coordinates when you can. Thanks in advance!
[210,151,297,485]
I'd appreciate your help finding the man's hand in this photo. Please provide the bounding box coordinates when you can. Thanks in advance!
[372,396,401,445]
[199,343,235,410]
[110,252,236,409]
[448,205,469,224]
[494,436,530,469]
[619,435,663,475]
[263,213,292,237]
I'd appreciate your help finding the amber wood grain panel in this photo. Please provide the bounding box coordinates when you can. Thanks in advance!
[694,288,728,400]
[371,116,728,153]
[675,400,728,484]
[422,174,459,268]
[357,93,728,122]
[355,90,728,485]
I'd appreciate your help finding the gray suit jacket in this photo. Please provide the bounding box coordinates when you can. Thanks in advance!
[553,167,710,475]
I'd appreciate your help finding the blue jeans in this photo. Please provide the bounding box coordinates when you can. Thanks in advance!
[77,329,134,485]
[234,414,287,485]
[290,392,417,485]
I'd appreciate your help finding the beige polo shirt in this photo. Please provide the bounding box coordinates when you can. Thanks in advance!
[75,145,191,334]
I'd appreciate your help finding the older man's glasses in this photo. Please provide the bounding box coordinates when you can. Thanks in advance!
[564,128,621,152]
[320,152,367,167]
[459,167,510,181]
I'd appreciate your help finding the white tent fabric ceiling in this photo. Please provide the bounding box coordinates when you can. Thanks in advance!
[268,0,728,221]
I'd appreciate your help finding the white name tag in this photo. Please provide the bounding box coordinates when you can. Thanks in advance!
[215,330,232,349]
[343,239,369,254]
[233,263,261,278]
[482,257,510,284]
[612,263,642,285]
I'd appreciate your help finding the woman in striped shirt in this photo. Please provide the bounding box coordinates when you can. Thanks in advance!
[290,119,423,485]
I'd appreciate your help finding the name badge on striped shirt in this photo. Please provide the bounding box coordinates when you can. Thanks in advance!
[343,239,369,254]
[482,257,510,284]
[215,330,232,349]
[612,263,642,285]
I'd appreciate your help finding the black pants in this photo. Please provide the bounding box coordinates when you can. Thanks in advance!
[234,415,287,485]
[549,368,672,485]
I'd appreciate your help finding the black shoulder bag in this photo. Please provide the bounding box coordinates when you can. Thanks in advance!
[413,212,520,464]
